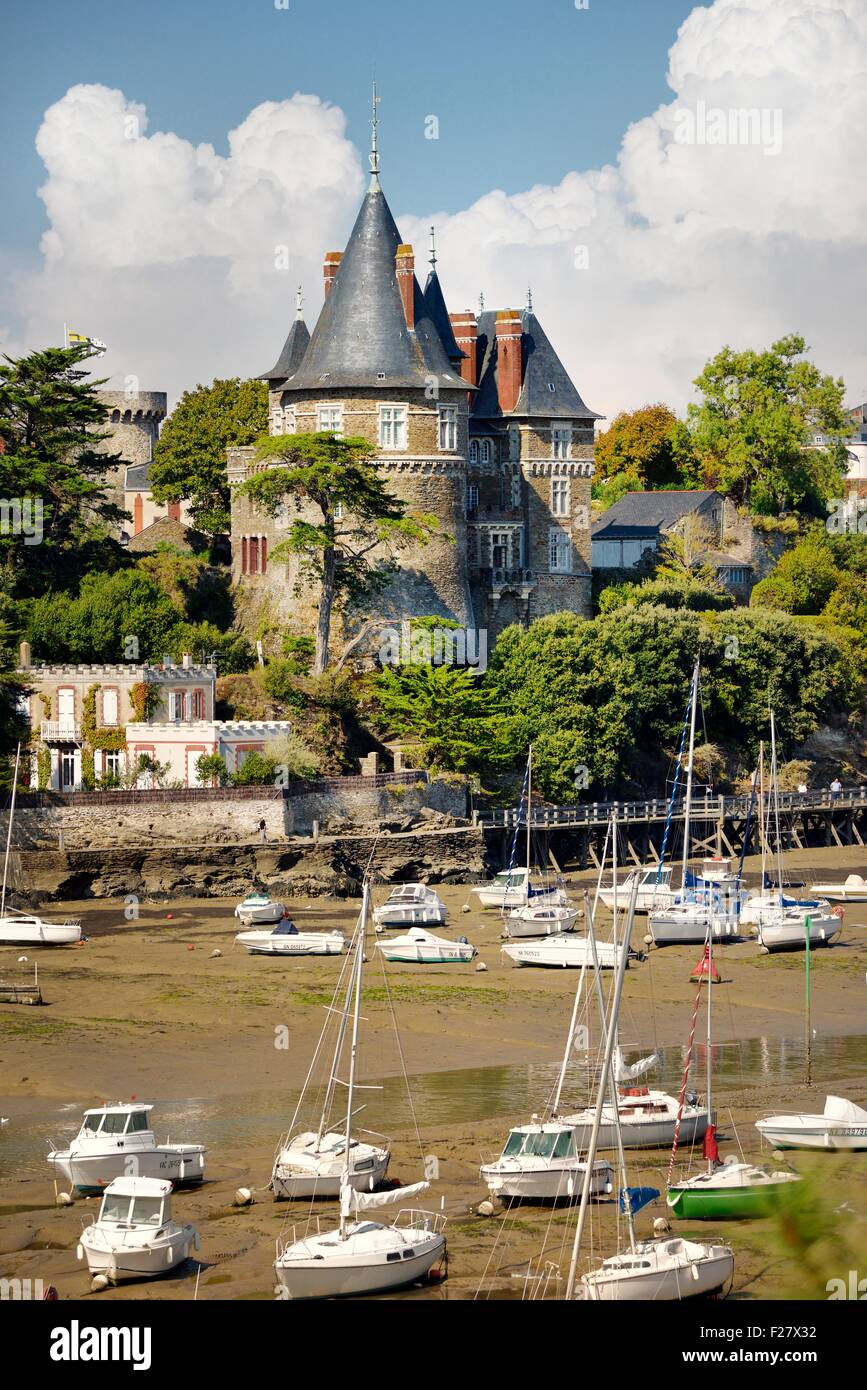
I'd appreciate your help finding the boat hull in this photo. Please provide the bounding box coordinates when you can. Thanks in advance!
[274,1231,445,1300]
[667,1181,791,1220]
[756,1122,867,1151]
[581,1250,733,1301]
[502,938,624,969]
[79,1225,196,1281]
[48,1145,206,1194]
[566,1110,708,1152]
[236,930,346,956]
[0,918,81,946]
[480,1158,613,1202]
[272,1150,390,1200]
[758,918,842,953]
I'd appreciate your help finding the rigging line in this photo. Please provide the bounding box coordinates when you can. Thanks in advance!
[375,941,425,1166]
[655,685,693,884]
[665,921,711,1188]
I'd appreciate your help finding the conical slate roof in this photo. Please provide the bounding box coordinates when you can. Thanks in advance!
[423,269,463,362]
[283,187,468,392]
[473,310,600,420]
[260,317,310,385]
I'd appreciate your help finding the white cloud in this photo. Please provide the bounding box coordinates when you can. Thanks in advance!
[3,0,867,417]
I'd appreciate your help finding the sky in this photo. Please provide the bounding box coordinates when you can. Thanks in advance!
[1,0,865,419]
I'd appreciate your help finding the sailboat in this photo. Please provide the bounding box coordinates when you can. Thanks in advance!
[481,940,615,1201]
[474,749,568,913]
[0,744,82,947]
[667,926,800,1219]
[650,664,744,947]
[566,880,734,1301]
[750,716,841,954]
[271,901,390,1199]
[273,883,447,1299]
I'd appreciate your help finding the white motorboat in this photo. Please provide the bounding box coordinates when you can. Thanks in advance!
[372,883,447,929]
[810,873,867,903]
[0,909,82,946]
[481,1121,614,1201]
[376,928,476,964]
[757,911,842,953]
[234,891,286,925]
[272,1131,390,1200]
[77,1176,198,1283]
[236,922,346,956]
[756,1095,867,1151]
[273,884,446,1299]
[577,1237,734,1301]
[597,865,674,914]
[502,933,626,969]
[563,1087,709,1151]
[505,902,578,938]
[274,1187,446,1300]
[47,1102,206,1194]
[472,866,567,911]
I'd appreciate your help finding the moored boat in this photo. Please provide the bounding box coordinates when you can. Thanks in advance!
[481,1122,614,1201]
[272,1131,390,1200]
[756,1095,867,1151]
[375,928,476,964]
[234,891,285,925]
[757,912,842,953]
[372,883,447,929]
[235,922,346,956]
[563,1087,709,1151]
[0,909,82,947]
[667,1158,800,1219]
[809,873,867,903]
[504,902,578,938]
[77,1176,198,1283]
[47,1102,206,1194]
[578,1237,734,1301]
[501,933,626,969]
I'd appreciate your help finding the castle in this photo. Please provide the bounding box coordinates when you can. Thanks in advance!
[229,113,599,651]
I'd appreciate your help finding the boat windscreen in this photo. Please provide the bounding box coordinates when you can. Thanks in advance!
[81,1113,102,1134]
[502,1130,562,1159]
[130,1197,164,1227]
[100,1194,131,1223]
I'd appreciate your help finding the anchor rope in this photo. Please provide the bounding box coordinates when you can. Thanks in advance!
[666,929,710,1187]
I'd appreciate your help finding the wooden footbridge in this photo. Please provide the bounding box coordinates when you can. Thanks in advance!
[479,784,867,871]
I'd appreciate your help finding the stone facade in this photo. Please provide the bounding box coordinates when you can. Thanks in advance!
[229,172,597,654]
[93,390,167,531]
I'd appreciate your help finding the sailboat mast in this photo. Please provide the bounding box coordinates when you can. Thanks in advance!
[526,745,533,883]
[680,663,699,890]
[1,743,21,918]
[758,742,766,887]
[339,881,369,1238]
[565,875,638,1300]
[770,709,784,894]
[315,921,359,1148]
[706,923,714,1173]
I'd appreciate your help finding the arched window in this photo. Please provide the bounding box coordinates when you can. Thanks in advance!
[469,440,479,464]
[480,439,492,465]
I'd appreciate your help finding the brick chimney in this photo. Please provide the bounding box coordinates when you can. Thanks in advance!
[396,244,415,330]
[495,310,523,413]
[450,312,478,387]
[323,251,343,299]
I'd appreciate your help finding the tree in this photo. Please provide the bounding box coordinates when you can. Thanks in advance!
[195,752,229,787]
[750,530,840,615]
[0,620,29,786]
[687,335,850,514]
[593,404,699,508]
[265,731,321,781]
[150,378,267,535]
[26,570,184,664]
[371,663,516,774]
[0,345,128,596]
[231,752,278,786]
[240,432,439,674]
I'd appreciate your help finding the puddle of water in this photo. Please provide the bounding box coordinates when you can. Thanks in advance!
[1,1032,865,1181]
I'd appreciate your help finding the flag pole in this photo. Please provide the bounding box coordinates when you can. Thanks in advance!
[805,915,812,1086]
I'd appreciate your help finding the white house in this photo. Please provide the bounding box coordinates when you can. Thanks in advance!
[125,720,293,787]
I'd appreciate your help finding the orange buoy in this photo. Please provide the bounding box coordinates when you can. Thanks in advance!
[690,946,721,984]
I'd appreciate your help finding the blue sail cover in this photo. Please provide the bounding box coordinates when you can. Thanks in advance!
[620,1186,660,1215]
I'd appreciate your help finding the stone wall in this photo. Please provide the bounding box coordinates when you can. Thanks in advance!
[7,778,467,850]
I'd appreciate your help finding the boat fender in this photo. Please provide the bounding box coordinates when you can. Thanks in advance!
[90,1275,109,1292]
[831,906,845,920]
[194,1231,201,1251]
[56,1191,73,1207]
[76,1243,83,1261]
[458,936,468,945]
[233,1187,253,1206]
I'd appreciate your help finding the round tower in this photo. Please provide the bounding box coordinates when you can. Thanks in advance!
[94,390,168,527]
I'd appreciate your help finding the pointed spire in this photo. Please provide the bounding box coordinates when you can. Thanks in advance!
[369,80,381,191]
[429,225,437,270]
[296,285,304,320]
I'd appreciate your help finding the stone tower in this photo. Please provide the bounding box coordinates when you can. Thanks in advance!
[94,389,167,528]
[229,97,597,651]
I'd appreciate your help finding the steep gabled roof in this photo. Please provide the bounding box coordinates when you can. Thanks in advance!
[260,317,310,385]
[472,310,600,421]
[283,187,467,392]
[423,269,463,362]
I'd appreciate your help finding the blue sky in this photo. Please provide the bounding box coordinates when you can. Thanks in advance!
[2,0,697,261]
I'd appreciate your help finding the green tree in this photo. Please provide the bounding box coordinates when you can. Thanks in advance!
[593,404,699,508]
[0,620,30,785]
[750,530,840,614]
[231,751,278,786]
[240,432,439,674]
[26,570,183,664]
[0,345,128,596]
[687,335,850,514]
[195,752,229,787]
[150,378,267,535]
[372,663,516,774]
[169,620,255,674]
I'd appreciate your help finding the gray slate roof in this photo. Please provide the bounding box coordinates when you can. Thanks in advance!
[124,463,152,491]
[283,187,468,392]
[592,490,720,537]
[472,310,599,421]
[423,269,463,362]
[261,317,310,384]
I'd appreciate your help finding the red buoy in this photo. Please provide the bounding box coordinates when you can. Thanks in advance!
[690,946,721,984]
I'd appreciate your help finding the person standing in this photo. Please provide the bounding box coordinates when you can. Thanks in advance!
[830,776,843,801]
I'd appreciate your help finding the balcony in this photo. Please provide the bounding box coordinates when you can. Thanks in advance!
[476,567,535,595]
[40,721,82,744]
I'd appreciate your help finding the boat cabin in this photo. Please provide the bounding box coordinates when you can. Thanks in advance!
[77,1103,154,1141]
[501,1124,576,1160]
[97,1176,172,1230]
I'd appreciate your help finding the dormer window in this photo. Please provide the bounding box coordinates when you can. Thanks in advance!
[438,407,457,451]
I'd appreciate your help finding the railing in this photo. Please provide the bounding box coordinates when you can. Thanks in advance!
[479,784,867,830]
[39,721,81,743]
[392,1208,447,1234]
